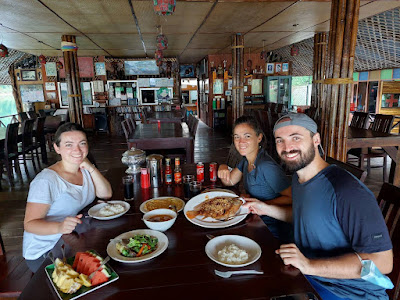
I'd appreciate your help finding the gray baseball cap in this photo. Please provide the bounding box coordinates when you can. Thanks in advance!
[273,113,318,135]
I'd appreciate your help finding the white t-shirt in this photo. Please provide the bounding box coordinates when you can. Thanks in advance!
[23,168,95,260]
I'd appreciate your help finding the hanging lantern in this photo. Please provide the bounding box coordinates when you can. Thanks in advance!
[0,44,9,58]
[56,61,63,70]
[290,45,299,56]
[153,0,176,16]
[156,34,168,50]
[39,55,46,64]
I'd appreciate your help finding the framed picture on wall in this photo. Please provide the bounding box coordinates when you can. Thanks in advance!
[266,63,274,74]
[275,63,282,74]
[45,62,57,77]
[58,82,68,107]
[95,62,106,76]
[21,70,37,81]
[282,63,289,73]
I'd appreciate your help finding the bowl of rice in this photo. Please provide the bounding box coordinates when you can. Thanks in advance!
[205,235,262,268]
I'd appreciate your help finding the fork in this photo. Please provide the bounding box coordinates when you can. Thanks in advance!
[214,269,264,278]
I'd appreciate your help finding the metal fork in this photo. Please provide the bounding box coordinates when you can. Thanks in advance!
[214,269,264,278]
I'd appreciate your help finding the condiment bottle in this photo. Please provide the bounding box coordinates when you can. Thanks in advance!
[174,158,182,184]
[140,167,150,188]
[165,158,172,185]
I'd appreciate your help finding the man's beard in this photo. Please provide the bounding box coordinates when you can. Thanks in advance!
[280,143,316,172]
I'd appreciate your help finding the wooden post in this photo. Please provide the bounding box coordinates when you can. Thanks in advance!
[320,0,360,161]
[231,33,244,122]
[312,32,327,127]
[62,35,83,125]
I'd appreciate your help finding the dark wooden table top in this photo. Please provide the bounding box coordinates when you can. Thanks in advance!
[19,165,319,300]
[128,122,192,141]
[146,111,183,122]
[347,126,400,186]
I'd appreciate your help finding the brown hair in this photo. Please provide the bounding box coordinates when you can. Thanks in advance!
[54,122,86,147]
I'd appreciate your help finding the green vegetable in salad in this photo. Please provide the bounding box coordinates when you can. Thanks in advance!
[117,234,158,257]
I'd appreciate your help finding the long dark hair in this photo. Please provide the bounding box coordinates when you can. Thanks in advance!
[233,115,266,148]
[54,122,86,147]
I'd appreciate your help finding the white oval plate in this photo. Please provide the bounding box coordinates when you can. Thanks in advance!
[205,235,262,268]
[107,229,168,263]
[140,196,185,213]
[88,201,130,220]
[183,191,248,229]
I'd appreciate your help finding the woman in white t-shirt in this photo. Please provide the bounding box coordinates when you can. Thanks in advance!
[23,122,112,272]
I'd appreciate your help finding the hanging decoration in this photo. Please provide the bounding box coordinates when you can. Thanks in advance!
[156,25,168,50]
[260,40,267,60]
[153,0,176,16]
[39,54,46,64]
[0,44,8,57]
[56,61,64,70]
[156,34,168,50]
[155,49,164,66]
[290,44,299,56]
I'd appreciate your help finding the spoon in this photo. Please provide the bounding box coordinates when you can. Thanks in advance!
[61,244,66,263]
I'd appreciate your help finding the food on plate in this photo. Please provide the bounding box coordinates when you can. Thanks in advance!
[186,196,242,220]
[147,214,173,222]
[217,244,249,265]
[116,234,158,258]
[145,198,183,211]
[98,203,125,217]
[52,258,83,294]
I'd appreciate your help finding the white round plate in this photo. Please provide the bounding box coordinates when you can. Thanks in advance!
[88,201,130,220]
[201,188,236,194]
[205,235,262,268]
[183,191,248,229]
[140,196,185,213]
[107,229,168,263]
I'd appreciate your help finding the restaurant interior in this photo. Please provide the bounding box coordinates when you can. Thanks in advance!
[1,0,400,299]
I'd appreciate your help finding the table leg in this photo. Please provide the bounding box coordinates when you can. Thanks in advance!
[393,147,400,187]
[186,139,194,164]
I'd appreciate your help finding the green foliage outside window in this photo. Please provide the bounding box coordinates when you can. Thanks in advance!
[0,85,18,125]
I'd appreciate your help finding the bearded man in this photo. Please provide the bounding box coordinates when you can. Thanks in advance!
[244,113,393,300]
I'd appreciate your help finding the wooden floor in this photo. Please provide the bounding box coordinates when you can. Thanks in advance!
[0,119,388,258]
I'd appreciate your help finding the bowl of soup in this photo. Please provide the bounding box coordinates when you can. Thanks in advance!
[143,208,177,232]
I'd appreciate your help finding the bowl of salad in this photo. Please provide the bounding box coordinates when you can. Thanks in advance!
[107,229,169,263]
[143,208,177,232]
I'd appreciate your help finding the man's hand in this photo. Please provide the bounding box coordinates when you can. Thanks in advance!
[276,243,312,274]
[243,197,268,215]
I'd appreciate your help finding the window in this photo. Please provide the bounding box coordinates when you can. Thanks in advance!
[291,76,312,106]
[0,85,18,125]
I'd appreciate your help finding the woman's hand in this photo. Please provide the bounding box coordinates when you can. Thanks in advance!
[58,214,83,234]
[243,197,268,215]
[79,158,95,173]
[275,243,311,274]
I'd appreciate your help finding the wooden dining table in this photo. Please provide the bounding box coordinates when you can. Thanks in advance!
[128,122,194,163]
[18,164,319,300]
[347,126,400,186]
[146,110,184,123]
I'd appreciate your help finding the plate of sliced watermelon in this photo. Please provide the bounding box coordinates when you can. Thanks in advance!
[107,229,168,263]
[45,250,118,300]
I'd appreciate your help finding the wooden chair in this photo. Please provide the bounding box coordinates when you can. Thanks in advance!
[18,112,29,122]
[326,156,367,182]
[125,117,133,133]
[348,114,394,182]
[128,115,136,130]
[376,183,400,300]
[0,122,21,187]
[18,119,39,176]
[33,117,46,166]
[121,120,130,145]
[350,111,369,129]
[191,116,199,137]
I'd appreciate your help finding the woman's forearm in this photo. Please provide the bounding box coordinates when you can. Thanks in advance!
[90,168,112,199]
[24,219,61,235]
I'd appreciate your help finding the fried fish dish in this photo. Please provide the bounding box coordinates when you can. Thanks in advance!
[186,196,242,220]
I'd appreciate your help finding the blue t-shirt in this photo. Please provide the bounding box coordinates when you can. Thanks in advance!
[237,148,290,200]
[292,165,392,299]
